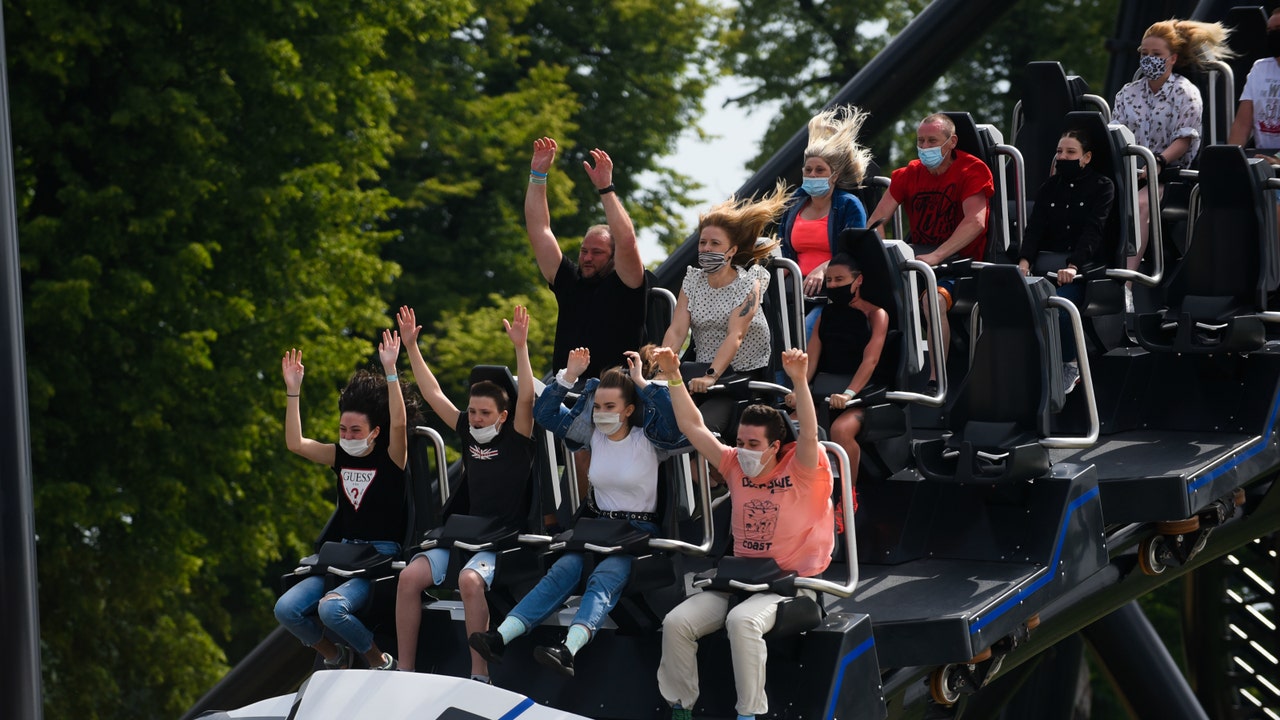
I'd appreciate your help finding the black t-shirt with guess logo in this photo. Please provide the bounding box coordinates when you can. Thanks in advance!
[332,444,407,544]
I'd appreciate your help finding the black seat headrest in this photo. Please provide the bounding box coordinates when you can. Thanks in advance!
[469,365,518,405]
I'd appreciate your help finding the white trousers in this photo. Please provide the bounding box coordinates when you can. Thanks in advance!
[657,589,812,716]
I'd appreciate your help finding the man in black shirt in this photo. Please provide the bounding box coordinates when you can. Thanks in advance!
[525,137,648,380]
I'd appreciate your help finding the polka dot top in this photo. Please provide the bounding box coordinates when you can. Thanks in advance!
[681,263,773,372]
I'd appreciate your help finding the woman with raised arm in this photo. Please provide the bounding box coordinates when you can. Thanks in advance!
[661,182,791,437]
[1112,19,1232,292]
[787,253,888,488]
[779,105,872,339]
[392,305,535,683]
[273,330,409,671]
[469,347,686,678]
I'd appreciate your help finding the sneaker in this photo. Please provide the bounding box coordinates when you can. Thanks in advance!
[534,643,575,678]
[1062,363,1081,395]
[322,645,351,670]
[671,707,693,720]
[374,652,398,671]
[468,630,506,664]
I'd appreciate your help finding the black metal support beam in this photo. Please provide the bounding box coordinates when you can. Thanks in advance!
[654,0,1021,287]
[0,5,45,720]
[1082,601,1210,720]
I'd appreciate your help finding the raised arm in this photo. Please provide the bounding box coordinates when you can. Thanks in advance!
[504,305,535,438]
[780,348,820,470]
[379,329,408,470]
[526,136,564,284]
[397,306,461,429]
[583,148,644,289]
[653,347,725,465]
[688,278,760,394]
[282,348,335,466]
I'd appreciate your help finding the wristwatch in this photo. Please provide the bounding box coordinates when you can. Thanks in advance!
[706,366,719,377]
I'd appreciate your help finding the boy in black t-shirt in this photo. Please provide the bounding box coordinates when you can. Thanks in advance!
[393,305,536,683]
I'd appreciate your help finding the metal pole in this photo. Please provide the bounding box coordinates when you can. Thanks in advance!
[0,4,45,720]
[1082,601,1209,720]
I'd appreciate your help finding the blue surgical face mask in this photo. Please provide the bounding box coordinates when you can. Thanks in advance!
[918,145,945,169]
[1139,54,1167,81]
[801,177,831,197]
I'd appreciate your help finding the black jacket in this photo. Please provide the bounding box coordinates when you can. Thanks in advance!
[1018,167,1114,271]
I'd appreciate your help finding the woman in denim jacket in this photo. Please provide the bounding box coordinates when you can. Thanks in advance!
[469,347,688,677]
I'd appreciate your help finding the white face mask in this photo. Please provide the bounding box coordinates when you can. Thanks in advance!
[470,421,501,444]
[339,435,375,457]
[594,412,625,436]
[737,447,768,478]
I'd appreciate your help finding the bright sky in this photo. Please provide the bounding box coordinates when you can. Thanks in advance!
[636,76,781,264]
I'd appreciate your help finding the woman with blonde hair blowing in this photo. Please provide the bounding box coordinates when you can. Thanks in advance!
[662,181,789,436]
[780,105,873,338]
[1113,19,1233,286]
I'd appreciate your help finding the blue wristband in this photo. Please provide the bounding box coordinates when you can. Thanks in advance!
[529,169,548,178]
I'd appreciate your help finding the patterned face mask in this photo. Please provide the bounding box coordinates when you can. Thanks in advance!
[1139,54,1167,81]
[698,250,731,273]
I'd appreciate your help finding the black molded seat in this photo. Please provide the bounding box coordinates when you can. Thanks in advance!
[917,266,1057,483]
[1136,146,1270,354]
[1015,62,1090,193]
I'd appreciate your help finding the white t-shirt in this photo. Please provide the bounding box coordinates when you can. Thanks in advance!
[1242,57,1280,149]
[589,425,659,513]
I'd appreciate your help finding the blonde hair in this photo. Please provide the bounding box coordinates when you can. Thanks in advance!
[698,180,789,267]
[1144,19,1235,70]
[803,105,873,188]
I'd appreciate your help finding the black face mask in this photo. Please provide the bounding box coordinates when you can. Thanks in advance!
[825,283,854,306]
[1055,158,1084,180]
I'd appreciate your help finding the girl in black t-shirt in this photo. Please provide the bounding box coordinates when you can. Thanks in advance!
[394,305,536,682]
[274,330,409,672]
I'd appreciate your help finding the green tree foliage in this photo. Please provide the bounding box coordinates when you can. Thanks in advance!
[11,1,441,715]
[383,0,720,324]
[11,0,719,716]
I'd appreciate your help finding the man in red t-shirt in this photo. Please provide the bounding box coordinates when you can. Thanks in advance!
[652,346,835,720]
[867,113,995,381]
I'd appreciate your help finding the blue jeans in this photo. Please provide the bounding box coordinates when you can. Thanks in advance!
[509,521,658,635]
[273,540,398,653]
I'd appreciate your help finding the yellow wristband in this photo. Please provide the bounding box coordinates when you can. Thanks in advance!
[668,376,684,387]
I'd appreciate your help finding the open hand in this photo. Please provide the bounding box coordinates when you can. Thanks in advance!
[565,347,590,382]
[583,148,614,190]
[282,348,305,393]
[531,137,558,174]
[396,305,421,346]
[378,330,401,373]
[503,305,529,348]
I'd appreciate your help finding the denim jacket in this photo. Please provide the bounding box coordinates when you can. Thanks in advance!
[534,377,689,457]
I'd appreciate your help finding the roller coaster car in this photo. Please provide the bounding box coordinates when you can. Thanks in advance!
[1136,146,1272,355]
[847,263,1107,679]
